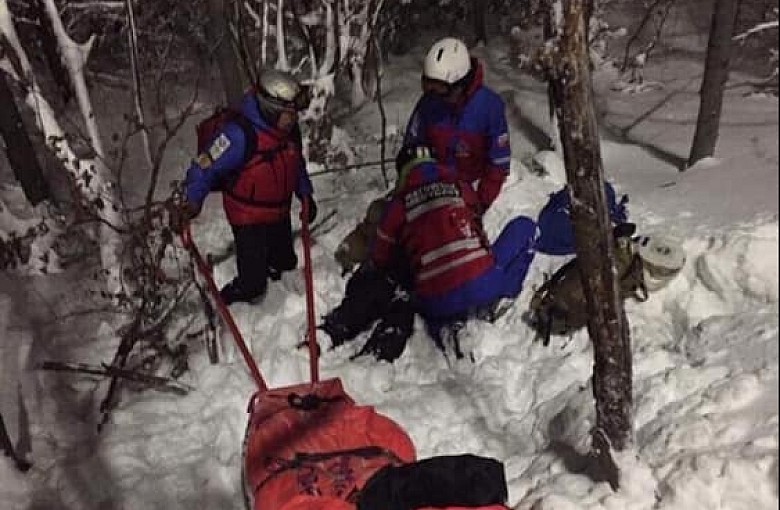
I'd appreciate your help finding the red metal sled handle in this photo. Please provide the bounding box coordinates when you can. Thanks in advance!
[181,225,268,392]
[301,199,320,385]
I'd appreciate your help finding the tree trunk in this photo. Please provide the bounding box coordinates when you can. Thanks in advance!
[472,0,488,45]
[687,0,739,168]
[275,0,289,71]
[542,1,560,151]
[547,0,633,452]
[205,0,246,106]
[0,71,50,205]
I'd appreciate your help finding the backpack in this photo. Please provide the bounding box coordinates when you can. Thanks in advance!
[196,107,257,162]
[536,182,629,256]
[529,223,647,346]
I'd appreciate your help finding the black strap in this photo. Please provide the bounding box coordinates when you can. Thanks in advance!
[289,446,401,465]
[253,446,402,495]
[287,392,342,411]
[231,113,258,162]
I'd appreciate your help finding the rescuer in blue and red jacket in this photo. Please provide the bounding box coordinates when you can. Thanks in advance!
[183,70,316,305]
[404,37,511,216]
[371,146,537,347]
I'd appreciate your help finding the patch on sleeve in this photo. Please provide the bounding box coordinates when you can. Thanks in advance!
[196,153,213,169]
[496,133,510,148]
[208,133,232,161]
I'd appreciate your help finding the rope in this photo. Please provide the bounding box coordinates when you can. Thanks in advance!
[181,226,267,392]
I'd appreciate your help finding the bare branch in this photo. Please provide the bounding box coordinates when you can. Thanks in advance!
[39,361,193,395]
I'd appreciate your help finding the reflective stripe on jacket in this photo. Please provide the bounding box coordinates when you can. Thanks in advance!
[372,161,493,298]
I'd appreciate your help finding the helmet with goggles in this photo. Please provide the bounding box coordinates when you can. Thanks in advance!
[423,37,471,85]
[256,70,309,124]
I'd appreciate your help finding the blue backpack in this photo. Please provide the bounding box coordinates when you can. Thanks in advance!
[536,182,628,256]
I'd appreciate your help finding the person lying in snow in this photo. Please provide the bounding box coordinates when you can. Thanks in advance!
[529,182,686,343]
[321,145,537,360]
[535,181,629,256]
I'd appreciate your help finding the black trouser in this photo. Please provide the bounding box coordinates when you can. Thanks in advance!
[322,259,415,362]
[231,217,297,297]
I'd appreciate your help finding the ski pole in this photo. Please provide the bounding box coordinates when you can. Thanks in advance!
[180,225,267,392]
[301,199,320,385]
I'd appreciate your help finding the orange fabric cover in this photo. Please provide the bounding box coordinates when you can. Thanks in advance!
[279,500,508,510]
[278,495,354,510]
[244,378,415,510]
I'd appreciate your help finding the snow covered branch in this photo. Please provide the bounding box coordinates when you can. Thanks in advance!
[1,0,124,291]
[733,20,779,41]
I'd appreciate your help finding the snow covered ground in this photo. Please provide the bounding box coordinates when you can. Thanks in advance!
[1,34,777,510]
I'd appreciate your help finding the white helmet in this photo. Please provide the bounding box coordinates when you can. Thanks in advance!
[423,37,471,84]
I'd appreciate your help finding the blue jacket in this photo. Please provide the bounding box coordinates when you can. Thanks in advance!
[185,93,313,211]
[536,182,628,256]
[403,61,511,211]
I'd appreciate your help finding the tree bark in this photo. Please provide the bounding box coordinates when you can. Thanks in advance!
[472,0,488,45]
[687,0,739,168]
[205,0,246,106]
[0,71,50,205]
[547,0,633,452]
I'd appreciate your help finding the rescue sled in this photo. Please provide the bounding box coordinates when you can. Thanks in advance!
[241,378,415,509]
[182,201,509,510]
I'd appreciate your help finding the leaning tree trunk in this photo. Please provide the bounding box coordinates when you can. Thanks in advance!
[546,0,633,455]
[2,0,125,292]
[0,70,50,205]
[472,0,488,45]
[206,0,246,106]
[687,0,739,168]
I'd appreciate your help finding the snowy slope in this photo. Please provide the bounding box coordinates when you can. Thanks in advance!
[1,34,778,510]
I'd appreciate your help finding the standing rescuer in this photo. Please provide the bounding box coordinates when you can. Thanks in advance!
[180,70,317,305]
[404,37,512,216]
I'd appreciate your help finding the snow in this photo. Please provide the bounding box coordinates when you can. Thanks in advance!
[1,32,778,510]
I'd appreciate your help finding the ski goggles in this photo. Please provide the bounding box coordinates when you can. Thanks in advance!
[421,76,455,97]
[257,86,311,112]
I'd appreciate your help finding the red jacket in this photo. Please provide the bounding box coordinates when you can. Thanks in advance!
[372,161,494,298]
[222,126,303,225]
[185,92,313,226]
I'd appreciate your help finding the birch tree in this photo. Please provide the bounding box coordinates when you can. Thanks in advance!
[0,0,124,292]
[206,0,246,105]
[543,0,633,467]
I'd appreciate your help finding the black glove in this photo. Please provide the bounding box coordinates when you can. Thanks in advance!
[350,295,414,363]
[301,196,317,224]
[350,324,409,363]
[318,314,357,348]
[169,200,200,234]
